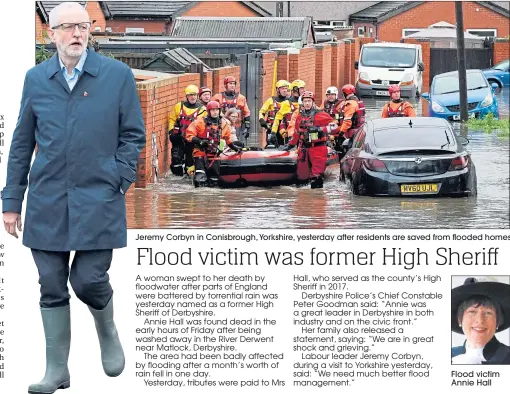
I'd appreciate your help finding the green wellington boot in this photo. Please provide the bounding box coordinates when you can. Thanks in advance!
[28,305,71,394]
[88,297,125,377]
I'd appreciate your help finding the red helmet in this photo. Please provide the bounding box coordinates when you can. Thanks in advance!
[301,91,315,101]
[224,76,236,86]
[206,101,221,113]
[341,84,356,96]
[388,84,401,94]
[199,87,212,97]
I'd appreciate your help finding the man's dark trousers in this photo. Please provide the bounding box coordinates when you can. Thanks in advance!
[31,249,113,309]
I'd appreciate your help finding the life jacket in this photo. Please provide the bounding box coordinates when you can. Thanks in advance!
[297,109,327,146]
[267,97,284,126]
[386,101,407,117]
[219,92,239,114]
[202,117,222,155]
[280,101,299,131]
[339,98,366,129]
[322,99,341,118]
[175,102,201,135]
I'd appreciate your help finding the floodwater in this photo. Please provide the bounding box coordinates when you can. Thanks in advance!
[126,91,509,229]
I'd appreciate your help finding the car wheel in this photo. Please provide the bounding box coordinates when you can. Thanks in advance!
[488,79,502,92]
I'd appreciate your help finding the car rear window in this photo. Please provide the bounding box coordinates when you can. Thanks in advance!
[373,127,454,149]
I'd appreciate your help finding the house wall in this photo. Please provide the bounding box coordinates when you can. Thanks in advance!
[494,38,510,64]
[376,1,509,42]
[36,13,47,42]
[181,1,261,17]
[106,20,168,34]
[86,1,107,32]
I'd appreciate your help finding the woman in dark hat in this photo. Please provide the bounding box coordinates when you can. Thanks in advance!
[451,277,510,364]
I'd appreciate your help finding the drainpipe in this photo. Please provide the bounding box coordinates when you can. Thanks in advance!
[375,21,378,41]
[288,1,291,17]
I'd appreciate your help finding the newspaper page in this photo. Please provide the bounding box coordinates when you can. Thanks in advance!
[0,1,509,394]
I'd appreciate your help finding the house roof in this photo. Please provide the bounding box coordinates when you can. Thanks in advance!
[37,1,87,24]
[349,2,423,23]
[37,1,271,23]
[171,17,314,43]
[350,1,509,23]
[288,1,379,21]
[101,1,190,19]
[101,1,270,20]
[142,47,210,72]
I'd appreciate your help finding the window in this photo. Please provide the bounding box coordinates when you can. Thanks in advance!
[466,29,497,37]
[126,27,144,33]
[402,29,422,37]
[313,20,347,29]
[360,47,417,68]
[358,26,366,37]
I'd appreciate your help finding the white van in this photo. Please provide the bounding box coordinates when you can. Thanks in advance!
[355,42,425,98]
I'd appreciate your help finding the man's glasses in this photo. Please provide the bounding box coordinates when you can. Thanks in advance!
[51,22,91,32]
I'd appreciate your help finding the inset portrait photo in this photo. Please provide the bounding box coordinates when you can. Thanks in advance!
[451,276,510,365]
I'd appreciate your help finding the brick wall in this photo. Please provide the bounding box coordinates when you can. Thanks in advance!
[378,1,509,42]
[276,51,289,82]
[202,71,213,90]
[288,47,316,93]
[494,39,510,64]
[181,1,261,17]
[315,44,332,104]
[85,1,106,32]
[212,66,241,94]
[107,20,168,34]
[261,51,277,102]
[36,13,47,42]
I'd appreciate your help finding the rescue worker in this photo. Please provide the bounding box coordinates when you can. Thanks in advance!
[168,84,206,176]
[212,76,251,142]
[320,86,342,121]
[271,79,306,143]
[186,101,242,187]
[381,84,417,118]
[198,86,212,106]
[259,80,290,147]
[281,91,338,189]
[334,84,366,154]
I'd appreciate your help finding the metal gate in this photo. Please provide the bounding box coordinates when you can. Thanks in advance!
[237,50,263,146]
[429,46,494,81]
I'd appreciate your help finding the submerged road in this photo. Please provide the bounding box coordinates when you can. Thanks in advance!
[126,92,509,229]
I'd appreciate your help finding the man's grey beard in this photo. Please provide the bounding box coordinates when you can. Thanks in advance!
[57,38,88,59]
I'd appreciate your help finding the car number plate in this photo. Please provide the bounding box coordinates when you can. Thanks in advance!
[400,184,438,194]
[376,91,389,96]
[452,113,476,121]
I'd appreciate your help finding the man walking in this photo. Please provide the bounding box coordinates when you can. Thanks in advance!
[1,3,145,393]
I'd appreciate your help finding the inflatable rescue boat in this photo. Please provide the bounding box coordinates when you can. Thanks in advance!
[213,146,339,186]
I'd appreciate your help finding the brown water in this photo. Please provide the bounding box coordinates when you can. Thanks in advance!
[127,92,509,229]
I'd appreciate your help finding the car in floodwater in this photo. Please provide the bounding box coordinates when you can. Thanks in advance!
[421,69,499,121]
[483,59,509,89]
[339,117,477,197]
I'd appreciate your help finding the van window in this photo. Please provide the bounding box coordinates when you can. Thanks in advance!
[360,47,417,68]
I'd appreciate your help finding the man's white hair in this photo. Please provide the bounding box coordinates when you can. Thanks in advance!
[49,2,88,27]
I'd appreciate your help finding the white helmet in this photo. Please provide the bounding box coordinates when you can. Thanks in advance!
[326,86,338,98]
